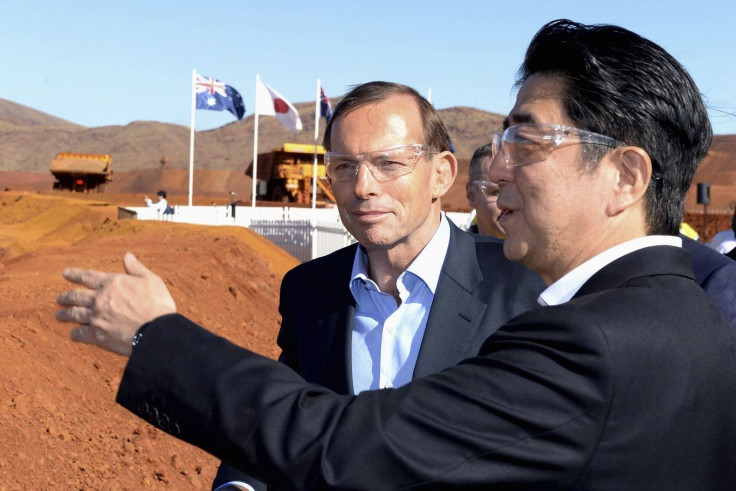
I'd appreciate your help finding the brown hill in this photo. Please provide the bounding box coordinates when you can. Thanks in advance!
[0,97,503,173]
[1,97,734,211]
[0,98,81,128]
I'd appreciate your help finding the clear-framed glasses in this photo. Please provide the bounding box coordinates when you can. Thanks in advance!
[493,123,626,167]
[466,180,499,200]
[325,144,437,183]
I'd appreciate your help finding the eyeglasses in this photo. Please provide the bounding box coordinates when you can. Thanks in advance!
[492,124,626,167]
[466,180,499,200]
[325,144,437,183]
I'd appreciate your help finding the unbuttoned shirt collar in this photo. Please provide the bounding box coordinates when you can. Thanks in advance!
[350,214,450,300]
[348,214,450,394]
[538,235,683,307]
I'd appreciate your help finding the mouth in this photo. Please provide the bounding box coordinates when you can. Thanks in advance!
[497,201,515,222]
[351,209,390,222]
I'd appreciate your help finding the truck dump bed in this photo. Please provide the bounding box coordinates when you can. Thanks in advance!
[50,153,112,175]
[50,153,113,192]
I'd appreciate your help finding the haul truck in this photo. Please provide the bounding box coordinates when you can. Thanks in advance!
[50,153,113,193]
[246,143,335,205]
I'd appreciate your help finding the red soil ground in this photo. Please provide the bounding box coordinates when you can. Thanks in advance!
[0,172,732,489]
[0,190,299,488]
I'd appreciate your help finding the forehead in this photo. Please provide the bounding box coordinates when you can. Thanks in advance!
[506,74,570,127]
[470,154,494,178]
[330,94,424,153]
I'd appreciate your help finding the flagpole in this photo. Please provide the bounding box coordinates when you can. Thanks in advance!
[188,69,197,207]
[252,74,260,208]
[312,79,321,209]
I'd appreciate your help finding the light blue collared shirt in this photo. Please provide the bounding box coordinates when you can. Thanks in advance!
[349,215,451,394]
[538,235,682,306]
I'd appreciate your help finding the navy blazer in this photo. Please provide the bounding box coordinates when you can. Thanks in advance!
[119,245,736,490]
[213,221,545,488]
[681,235,736,329]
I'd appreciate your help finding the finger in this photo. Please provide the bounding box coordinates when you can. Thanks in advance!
[70,324,103,345]
[122,251,156,278]
[70,323,132,356]
[62,267,110,290]
[56,288,96,308]
[56,305,91,324]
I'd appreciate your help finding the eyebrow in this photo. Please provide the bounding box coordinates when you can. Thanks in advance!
[506,111,537,127]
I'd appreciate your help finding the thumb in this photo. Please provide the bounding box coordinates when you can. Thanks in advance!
[123,252,155,278]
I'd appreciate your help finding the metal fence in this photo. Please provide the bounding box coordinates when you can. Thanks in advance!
[124,205,470,262]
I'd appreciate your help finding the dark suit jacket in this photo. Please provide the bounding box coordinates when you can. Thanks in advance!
[727,246,736,261]
[681,235,736,329]
[213,221,545,487]
[118,245,736,490]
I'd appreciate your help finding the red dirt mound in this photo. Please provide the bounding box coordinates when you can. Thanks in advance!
[0,191,299,488]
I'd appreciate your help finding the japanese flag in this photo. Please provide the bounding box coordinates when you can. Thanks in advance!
[255,78,303,133]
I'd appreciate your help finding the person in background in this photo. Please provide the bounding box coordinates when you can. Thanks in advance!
[680,235,736,328]
[465,142,505,238]
[144,190,172,216]
[727,244,736,261]
[679,221,698,241]
[707,207,736,254]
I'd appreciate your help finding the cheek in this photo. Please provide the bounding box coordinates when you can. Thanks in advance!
[331,182,353,202]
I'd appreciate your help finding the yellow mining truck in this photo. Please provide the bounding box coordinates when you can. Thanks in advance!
[50,153,113,192]
[246,143,335,205]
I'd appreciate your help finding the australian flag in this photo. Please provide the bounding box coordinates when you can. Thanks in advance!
[320,86,333,123]
[195,73,245,120]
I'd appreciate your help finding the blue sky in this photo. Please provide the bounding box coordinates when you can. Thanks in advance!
[3,0,735,134]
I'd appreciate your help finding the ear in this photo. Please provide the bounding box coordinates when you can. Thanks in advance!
[606,146,652,216]
[431,150,458,199]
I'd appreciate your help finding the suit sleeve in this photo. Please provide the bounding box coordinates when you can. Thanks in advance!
[211,269,302,489]
[117,310,613,490]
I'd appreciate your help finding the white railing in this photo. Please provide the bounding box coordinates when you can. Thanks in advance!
[125,206,471,262]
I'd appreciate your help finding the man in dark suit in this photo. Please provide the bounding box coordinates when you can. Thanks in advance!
[211,82,544,490]
[58,19,736,489]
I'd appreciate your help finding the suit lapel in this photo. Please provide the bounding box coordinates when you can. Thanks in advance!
[575,245,694,299]
[311,244,357,395]
[414,223,488,378]
[314,303,355,395]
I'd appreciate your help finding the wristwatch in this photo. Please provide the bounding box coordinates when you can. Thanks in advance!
[131,325,148,349]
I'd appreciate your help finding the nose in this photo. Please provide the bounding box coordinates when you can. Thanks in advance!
[488,145,513,186]
[353,160,380,198]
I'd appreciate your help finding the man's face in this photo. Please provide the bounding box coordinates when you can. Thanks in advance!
[328,94,454,255]
[466,155,505,239]
[490,74,615,284]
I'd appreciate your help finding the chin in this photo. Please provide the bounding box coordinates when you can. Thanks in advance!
[501,238,527,265]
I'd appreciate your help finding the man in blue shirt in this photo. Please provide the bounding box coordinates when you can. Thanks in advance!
[208,82,544,489]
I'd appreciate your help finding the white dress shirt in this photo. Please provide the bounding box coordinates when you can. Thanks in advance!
[708,229,736,254]
[538,235,682,307]
[349,215,450,394]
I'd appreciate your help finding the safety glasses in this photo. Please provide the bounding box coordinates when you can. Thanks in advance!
[493,124,626,167]
[325,144,437,182]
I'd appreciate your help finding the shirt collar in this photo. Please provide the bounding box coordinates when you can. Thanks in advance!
[538,235,682,306]
[350,214,451,296]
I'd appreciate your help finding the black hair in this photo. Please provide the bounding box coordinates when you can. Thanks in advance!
[518,19,712,235]
[156,190,167,199]
[468,142,495,179]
